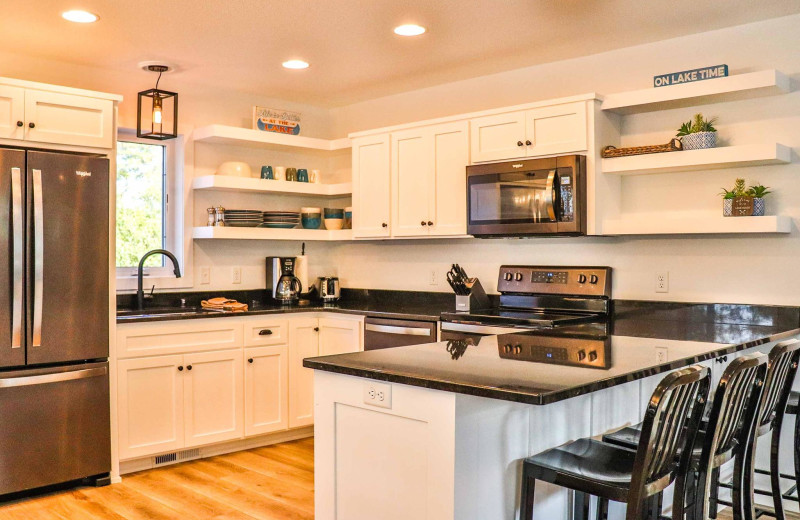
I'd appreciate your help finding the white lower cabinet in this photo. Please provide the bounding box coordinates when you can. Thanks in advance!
[319,317,362,356]
[245,345,289,436]
[289,318,321,428]
[183,349,244,447]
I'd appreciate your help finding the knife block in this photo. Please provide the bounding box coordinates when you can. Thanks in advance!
[455,279,490,312]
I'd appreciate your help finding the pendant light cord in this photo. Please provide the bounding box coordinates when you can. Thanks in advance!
[155,70,163,90]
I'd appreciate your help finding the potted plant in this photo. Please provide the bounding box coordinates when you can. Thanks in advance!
[747,183,771,216]
[677,113,718,150]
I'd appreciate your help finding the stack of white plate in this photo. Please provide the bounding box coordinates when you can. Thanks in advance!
[224,209,263,227]
[261,211,301,229]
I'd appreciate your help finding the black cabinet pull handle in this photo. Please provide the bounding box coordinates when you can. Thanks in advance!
[313,327,320,332]
[28,122,35,129]
[16,121,23,127]
[381,222,388,228]
[427,221,433,226]
[525,140,532,146]
[248,358,254,364]
[258,329,273,335]
[187,365,193,371]
[177,366,184,371]
[517,141,524,147]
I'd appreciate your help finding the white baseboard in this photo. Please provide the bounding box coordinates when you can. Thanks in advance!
[118,426,314,475]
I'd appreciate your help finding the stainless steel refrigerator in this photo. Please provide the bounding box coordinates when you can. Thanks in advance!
[0,148,111,496]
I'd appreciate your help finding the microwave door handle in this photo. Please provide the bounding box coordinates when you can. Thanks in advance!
[10,167,23,350]
[544,169,557,221]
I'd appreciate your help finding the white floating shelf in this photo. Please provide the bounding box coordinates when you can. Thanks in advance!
[602,215,791,236]
[602,143,791,176]
[602,70,790,114]
[193,124,351,152]
[192,175,352,197]
[192,226,353,241]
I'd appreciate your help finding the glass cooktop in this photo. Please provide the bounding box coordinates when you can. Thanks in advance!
[440,308,603,328]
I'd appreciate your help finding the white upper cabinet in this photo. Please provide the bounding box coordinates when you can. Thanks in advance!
[392,121,469,237]
[470,102,588,163]
[352,134,391,238]
[0,86,24,140]
[24,90,114,149]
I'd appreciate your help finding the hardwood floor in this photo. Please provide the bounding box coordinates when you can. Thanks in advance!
[0,437,314,520]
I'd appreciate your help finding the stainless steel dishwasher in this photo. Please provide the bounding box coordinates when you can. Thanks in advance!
[363,317,438,350]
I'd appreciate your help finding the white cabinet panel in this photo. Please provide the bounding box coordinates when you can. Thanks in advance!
[117,355,184,460]
[392,129,432,237]
[183,349,244,447]
[24,90,113,148]
[525,102,587,157]
[430,121,469,236]
[469,111,527,163]
[352,134,391,238]
[242,317,289,347]
[116,319,243,358]
[289,317,320,428]
[245,345,289,436]
[0,86,24,140]
[319,317,362,356]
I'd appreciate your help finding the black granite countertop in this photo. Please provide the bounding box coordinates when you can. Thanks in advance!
[304,301,800,405]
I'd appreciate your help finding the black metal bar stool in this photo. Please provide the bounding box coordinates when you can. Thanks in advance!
[520,365,711,520]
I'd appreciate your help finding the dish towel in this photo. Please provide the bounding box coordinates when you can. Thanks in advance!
[201,297,249,312]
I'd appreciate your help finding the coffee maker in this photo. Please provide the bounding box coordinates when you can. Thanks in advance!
[266,257,303,304]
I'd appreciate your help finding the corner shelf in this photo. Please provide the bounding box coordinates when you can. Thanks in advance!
[602,143,791,176]
[602,215,791,235]
[193,124,351,152]
[601,70,790,114]
[192,175,352,197]
[193,227,353,241]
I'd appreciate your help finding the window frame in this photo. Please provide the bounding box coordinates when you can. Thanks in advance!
[115,128,191,291]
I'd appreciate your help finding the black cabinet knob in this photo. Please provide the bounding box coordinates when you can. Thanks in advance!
[177,366,184,371]
[187,365,193,371]
[427,221,433,226]
[313,327,320,332]
[421,221,427,226]
[525,140,532,146]
[258,329,273,336]
[517,141,524,147]
[248,358,254,364]
[28,122,35,129]
[381,222,388,228]
[16,121,23,127]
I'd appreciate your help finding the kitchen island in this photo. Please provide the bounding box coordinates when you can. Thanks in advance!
[305,305,800,520]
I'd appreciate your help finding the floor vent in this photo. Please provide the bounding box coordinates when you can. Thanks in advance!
[153,448,201,467]
[178,448,200,461]
[154,453,177,466]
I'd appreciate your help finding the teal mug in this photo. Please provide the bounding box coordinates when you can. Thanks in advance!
[260,165,273,179]
[297,168,309,182]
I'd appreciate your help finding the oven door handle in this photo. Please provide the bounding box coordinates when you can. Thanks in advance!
[440,322,522,335]
[544,169,557,221]
[365,324,432,337]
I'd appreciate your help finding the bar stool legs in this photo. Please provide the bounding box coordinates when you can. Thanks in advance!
[574,491,590,520]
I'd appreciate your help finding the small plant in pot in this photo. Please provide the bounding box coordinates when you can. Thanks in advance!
[747,183,771,216]
[677,113,717,150]
[720,178,771,217]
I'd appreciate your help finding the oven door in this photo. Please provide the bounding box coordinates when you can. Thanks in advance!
[466,155,585,236]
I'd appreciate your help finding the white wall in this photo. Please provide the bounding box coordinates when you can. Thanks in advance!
[3,14,800,304]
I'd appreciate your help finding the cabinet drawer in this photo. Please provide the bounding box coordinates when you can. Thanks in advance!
[117,319,243,358]
[242,318,289,347]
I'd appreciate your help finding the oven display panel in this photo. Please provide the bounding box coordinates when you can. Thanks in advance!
[531,271,568,284]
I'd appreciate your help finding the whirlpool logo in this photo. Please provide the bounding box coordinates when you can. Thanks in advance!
[76,171,92,177]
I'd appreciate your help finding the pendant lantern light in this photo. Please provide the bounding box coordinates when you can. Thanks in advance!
[137,64,178,140]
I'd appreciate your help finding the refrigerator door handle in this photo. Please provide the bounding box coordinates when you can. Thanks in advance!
[11,167,23,350]
[32,168,44,348]
[0,366,107,388]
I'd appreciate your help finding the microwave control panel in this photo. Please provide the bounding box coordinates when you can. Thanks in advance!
[497,266,611,297]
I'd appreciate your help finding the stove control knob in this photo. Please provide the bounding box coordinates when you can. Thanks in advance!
[578,274,587,284]
[514,345,522,355]
[504,344,512,353]
[577,350,586,361]
[589,274,599,285]
[588,350,598,362]
[514,272,523,282]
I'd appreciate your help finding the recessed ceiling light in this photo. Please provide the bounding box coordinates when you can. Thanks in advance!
[282,59,309,70]
[62,10,99,23]
[394,24,426,36]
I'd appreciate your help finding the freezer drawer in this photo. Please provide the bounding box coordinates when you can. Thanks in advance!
[0,361,110,495]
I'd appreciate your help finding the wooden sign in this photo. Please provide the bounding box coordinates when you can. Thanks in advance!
[253,106,301,135]
[732,196,754,217]
[654,65,728,88]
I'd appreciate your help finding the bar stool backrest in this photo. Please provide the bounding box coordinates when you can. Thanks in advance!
[627,365,711,519]
[756,339,800,437]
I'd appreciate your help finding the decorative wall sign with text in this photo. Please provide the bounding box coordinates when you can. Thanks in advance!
[654,65,729,88]
[253,106,301,135]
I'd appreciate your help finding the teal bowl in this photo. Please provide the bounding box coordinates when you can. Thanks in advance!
[324,208,344,219]
[302,214,322,229]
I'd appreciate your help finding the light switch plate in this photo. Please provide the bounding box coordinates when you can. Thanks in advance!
[200,266,210,285]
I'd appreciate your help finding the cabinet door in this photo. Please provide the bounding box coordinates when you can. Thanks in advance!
[117,355,184,460]
[352,134,391,238]
[525,102,587,157]
[24,90,113,148]
[0,86,24,140]
[183,349,244,447]
[289,317,320,428]
[244,345,289,436]
[469,111,527,163]
[319,317,363,356]
[392,128,432,237]
[429,121,469,236]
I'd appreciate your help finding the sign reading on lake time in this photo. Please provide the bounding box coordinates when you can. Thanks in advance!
[654,65,729,88]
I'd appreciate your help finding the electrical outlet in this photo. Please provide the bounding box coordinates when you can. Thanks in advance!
[429,269,437,286]
[232,266,242,284]
[655,347,669,364]
[200,266,210,285]
[363,381,392,409]
[655,271,669,293]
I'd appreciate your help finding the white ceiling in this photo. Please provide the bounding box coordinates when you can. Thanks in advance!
[3,1,800,107]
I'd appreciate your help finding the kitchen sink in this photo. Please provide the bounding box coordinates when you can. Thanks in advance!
[116,307,224,320]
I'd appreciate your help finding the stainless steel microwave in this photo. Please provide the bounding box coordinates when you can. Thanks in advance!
[466,155,586,237]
